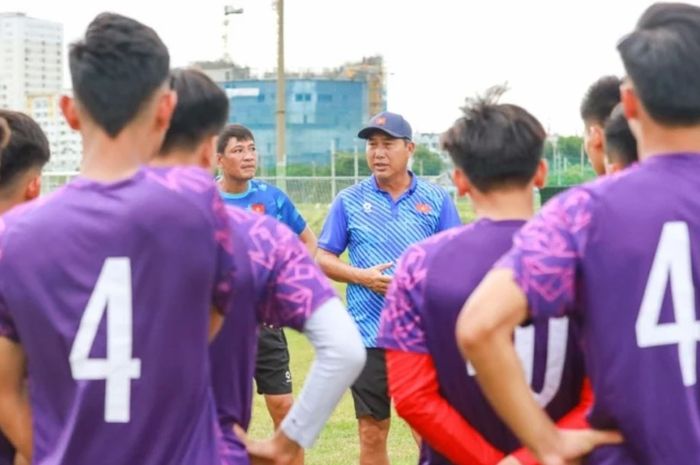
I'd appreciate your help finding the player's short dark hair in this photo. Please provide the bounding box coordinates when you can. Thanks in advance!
[618,2,700,125]
[217,124,255,154]
[441,86,545,193]
[69,12,170,137]
[0,111,50,189]
[604,104,638,168]
[160,69,229,154]
[580,76,622,126]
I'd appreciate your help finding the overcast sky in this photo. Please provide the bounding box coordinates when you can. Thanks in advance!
[5,0,697,135]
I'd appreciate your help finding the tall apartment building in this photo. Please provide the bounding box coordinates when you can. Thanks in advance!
[26,92,82,172]
[0,12,63,111]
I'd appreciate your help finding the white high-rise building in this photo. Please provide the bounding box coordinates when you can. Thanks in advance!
[26,92,82,172]
[0,12,63,111]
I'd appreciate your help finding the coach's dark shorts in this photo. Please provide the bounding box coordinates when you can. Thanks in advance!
[351,348,390,421]
[255,326,293,395]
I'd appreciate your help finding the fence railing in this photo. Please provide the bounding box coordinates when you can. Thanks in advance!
[41,172,449,205]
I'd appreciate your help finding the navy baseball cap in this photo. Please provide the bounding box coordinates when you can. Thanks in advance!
[358,111,412,140]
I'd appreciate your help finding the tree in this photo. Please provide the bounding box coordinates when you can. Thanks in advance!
[412,144,445,175]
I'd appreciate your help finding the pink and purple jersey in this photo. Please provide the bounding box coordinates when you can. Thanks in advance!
[0,166,234,465]
[0,436,12,465]
[499,154,700,464]
[378,219,585,463]
[210,207,336,464]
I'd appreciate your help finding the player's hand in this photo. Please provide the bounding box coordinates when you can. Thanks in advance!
[360,262,393,295]
[538,429,623,465]
[496,455,521,465]
[234,424,302,465]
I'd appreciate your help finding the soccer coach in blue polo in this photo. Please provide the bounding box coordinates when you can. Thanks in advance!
[317,111,461,465]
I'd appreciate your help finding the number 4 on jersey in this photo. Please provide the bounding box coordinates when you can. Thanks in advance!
[636,221,700,387]
[69,257,142,423]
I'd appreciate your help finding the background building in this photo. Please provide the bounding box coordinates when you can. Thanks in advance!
[26,92,81,172]
[0,12,63,110]
[197,55,386,168]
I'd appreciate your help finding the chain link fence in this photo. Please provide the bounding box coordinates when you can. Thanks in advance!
[41,172,452,205]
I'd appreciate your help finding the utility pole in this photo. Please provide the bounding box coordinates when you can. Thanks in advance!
[276,0,286,190]
[222,5,244,62]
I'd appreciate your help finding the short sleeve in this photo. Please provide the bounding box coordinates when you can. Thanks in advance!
[0,221,19,342]
[276,190,307,235]
[255,218,337,331]
[317,196,349,255]
[437,192,461,231]
[496,188,595,320]
[376,244,429,354]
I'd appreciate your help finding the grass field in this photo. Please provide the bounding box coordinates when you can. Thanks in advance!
[246,197,478,464]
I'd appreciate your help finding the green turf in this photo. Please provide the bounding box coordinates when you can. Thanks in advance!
[247,331,420,465]
[246,198,476,464]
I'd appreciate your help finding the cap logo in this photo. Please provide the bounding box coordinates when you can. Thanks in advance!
[374,116,386,126]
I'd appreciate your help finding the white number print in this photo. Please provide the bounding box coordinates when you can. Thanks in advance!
[69,257,142,423]
[636,221,699,387]
[467,318,569,406]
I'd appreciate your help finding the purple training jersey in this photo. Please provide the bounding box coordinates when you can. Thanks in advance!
[378,219,585,464]
[0,435,12,465]
[210,206,336,464]
[0,166,234,465]
[499,154,700,464]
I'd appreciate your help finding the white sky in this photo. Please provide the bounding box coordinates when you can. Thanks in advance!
[5,0,699,135]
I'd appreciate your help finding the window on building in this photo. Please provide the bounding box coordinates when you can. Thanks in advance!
[318,94,332,102]
[295,93,304,102]
[257,94,265,102]
[304,93,311,101]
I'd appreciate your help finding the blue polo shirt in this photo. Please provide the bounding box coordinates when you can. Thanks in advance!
[318,173,461,347]
[220,179,307,234]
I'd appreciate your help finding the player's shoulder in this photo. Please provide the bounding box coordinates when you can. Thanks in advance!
[414,176,449,198]
[228,204,294,240]
[143,165,215,196]
[337,177,373,200]
[541,166,641,223]
[143,165,222,217]
[251,178,285,198]
[399,224,470,272]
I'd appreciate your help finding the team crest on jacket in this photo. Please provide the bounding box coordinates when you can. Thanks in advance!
[251,203,266,214]
[415,203,432,214]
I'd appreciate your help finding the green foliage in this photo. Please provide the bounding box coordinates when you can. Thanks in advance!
[544,135,584,163]
[412,144,445,175]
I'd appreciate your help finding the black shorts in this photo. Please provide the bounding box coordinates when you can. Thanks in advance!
[350,348,390,421]
[255,326,293,395]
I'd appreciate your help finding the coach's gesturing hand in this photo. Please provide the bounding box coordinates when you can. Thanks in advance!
[235,424,302,465]
[359,262,393,295]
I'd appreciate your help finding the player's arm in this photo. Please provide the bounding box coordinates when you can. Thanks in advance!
[316,249,393,295]
[387,350,504,465]
[298,226,317,258]
[505,378,595,465]
[0,338,31,461]
[316,195,392,294]
[279,298,365,448]
[243,220,365,462]
[456,191,622,463]
[245,300,364,461]
[209,306,224,341]
[278,191,318,257]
